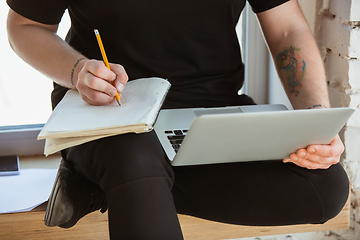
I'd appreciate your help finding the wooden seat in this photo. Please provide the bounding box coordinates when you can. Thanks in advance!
[0,194,350,240]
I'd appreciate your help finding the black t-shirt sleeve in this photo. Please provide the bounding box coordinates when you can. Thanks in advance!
[248,0,290,13]
[7,0,69,25]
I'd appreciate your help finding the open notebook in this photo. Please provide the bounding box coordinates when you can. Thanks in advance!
[38,77,171,156]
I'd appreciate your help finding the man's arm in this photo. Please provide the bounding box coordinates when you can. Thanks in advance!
[257,0,329,110]
[256,0,344,169]
[6,9,128,106]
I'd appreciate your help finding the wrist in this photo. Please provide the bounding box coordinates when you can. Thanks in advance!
[307,104,328,109]
[70,57,87,89]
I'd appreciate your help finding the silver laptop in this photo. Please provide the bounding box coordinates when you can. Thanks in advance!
[153,104,354,166]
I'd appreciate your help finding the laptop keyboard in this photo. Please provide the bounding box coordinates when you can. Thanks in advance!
[164,129,188,153]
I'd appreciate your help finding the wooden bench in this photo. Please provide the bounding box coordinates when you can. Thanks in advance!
[0,194,350,240]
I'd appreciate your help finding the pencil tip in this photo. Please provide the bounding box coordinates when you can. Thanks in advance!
[116,99,121,106]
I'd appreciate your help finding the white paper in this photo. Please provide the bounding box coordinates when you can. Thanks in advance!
[38,77,170,138]
[44,133,117,156]
[0,169,57,214]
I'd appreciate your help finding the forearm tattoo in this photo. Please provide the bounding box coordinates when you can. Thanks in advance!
[276,46,306,97]
[307,104,328,109]
[70,57,85,88]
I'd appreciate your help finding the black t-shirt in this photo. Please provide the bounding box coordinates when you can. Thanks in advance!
[7,0,288,106]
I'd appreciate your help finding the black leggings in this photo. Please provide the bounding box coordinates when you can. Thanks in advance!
[62,96,349,240]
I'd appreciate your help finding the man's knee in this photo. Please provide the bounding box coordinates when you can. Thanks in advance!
[313,163,349,223]
[67,132,174,191]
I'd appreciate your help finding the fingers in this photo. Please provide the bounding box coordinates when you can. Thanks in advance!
[87,60,117,82]
[283,135,344,170]
[283,151,335,170]
[76,60,128,105]
[306,135,344,159]
[109,63,128,92]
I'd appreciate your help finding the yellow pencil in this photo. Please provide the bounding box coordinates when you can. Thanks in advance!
[94,29,121,106]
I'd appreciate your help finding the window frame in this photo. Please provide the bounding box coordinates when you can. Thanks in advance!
[0,124,45,157]
[241,3,269,104]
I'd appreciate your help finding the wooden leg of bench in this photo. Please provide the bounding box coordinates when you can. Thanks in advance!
[0,193,350,240]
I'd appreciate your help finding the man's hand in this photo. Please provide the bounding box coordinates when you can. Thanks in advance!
[7,10,128,104]
[76,59,129,105]
[283,134,344,169]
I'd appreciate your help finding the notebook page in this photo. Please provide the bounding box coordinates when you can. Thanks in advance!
[38,78,170,139]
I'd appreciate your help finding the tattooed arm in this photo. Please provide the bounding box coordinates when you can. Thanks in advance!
[7,10,128,106]
[256,0,344,169]
[257,0,330,110]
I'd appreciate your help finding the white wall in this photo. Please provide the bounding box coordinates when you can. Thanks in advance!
[322,1,360,239]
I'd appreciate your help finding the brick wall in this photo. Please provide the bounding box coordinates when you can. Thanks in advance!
[306,0,360,239]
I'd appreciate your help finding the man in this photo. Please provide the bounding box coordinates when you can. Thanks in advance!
[7,0,348,239]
